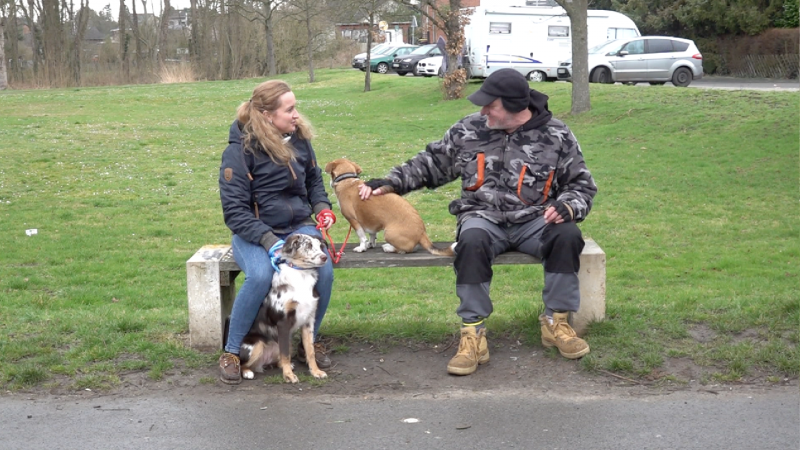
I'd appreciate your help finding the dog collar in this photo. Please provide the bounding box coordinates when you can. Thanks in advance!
[333,172,359,183]
[285,262,312,271]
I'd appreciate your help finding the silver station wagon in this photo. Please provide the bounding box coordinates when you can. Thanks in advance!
[558,36,704,87]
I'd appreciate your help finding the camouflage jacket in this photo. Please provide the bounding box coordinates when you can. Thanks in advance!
[383,100,597,227]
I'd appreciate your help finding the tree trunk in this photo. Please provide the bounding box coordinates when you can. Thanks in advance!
[130,0,144,73]
[0,20,7,90]
[27,0,39,76]
[70,0,90,86]
[189,0,198,59]
[364,12,374,92]
[41,0,63,86]
[306,12,315,83]
[158,0,171,66]
[559,0,590,114]
[265,5,276,76]
[7,1,20,81]
[119,0,129,82]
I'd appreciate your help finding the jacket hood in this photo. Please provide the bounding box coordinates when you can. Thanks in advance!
[522,89,553,130]
[228,120,244,146]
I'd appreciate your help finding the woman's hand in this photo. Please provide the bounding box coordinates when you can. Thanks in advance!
[315,209,336,230]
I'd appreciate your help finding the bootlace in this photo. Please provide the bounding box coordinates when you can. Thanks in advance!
[221,353,240,369]
[313,342,328,356]
[456,332,478,357]
[552,321,577,340]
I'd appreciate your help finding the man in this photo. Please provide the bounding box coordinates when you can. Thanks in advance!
[358,68,598,376]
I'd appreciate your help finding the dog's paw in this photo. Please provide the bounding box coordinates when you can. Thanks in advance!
[382,243,398,253]
[311,369,328,380]
[242,369,255,380]
[353,245,367,253]
[283,371,300,384]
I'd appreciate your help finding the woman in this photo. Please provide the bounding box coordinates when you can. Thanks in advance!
[217,80,336,385]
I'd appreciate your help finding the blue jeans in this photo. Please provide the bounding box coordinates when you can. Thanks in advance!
[223,225,334,355]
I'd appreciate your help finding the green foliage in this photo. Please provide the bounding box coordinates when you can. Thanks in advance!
[776,0,800,27]
[0,70,797,390]
[613,0,792,38]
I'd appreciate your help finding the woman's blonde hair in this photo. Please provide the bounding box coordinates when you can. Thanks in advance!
[235,80,314,165]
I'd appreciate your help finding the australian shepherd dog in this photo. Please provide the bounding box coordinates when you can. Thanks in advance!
[238,233,329,383]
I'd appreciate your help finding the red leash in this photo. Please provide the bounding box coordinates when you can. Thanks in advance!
[317,224,352,264]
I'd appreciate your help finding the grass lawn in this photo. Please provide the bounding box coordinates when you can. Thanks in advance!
[0,70,797,391]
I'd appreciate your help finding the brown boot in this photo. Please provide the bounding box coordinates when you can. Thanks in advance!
[447,327,490,376]
[218,352,242,385]
[539,312,590,359]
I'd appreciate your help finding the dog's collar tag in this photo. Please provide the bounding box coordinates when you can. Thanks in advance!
[333,173,359,183]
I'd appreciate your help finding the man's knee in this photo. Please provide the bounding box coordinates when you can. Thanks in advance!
[542,223,584,273]
[455,228,494,283]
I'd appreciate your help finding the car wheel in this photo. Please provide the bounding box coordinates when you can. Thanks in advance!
[527,70,546,82]
[376,62,389,74]
[359,68,366,72]
[649,82,666,85]
[396,71,407,76]
[594,67,613,84]
[438,67,444,78]
[671,67,692,87]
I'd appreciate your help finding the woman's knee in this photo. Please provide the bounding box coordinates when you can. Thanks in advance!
[243,264,273,287]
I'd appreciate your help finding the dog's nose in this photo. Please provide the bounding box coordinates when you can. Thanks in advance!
[320,254,328,263]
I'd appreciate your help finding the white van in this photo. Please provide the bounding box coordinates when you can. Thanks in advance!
[463,4,640,81]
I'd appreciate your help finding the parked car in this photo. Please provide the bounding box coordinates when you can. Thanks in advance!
[351,44,391,70]
[392,44,442,76]
[557,36,703,87]
[367,44,419,74]
[415,55,444,77]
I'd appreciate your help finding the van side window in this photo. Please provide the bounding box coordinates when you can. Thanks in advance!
[489,22,511,34]
[608,27,639,40]
[548,25,569,37]
[647,39,674,54]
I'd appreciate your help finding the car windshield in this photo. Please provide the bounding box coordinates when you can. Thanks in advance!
[589,40,625,55]
[375,46,401,56]
[370,44,388,54]
[410,45,436,55]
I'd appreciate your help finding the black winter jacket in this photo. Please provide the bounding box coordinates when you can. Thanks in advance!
[219,120,331,246]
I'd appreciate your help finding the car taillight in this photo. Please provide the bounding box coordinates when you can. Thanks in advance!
[692,54,702,60]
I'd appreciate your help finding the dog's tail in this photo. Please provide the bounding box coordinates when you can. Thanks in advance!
[420,235,456,257]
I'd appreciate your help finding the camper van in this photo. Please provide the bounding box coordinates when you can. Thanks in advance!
[463,5,640,81]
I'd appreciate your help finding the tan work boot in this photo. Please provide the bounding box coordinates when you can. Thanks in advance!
[447,327,490,376]
[539,312,590,359]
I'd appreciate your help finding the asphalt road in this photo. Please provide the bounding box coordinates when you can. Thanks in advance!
[2,386,797,449]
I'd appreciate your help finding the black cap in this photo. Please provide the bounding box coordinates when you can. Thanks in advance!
[467,68,530,112]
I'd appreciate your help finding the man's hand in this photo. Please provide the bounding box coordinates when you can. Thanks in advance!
[544,202,573,224]
[315,209,336,230]
[359,179,390,201]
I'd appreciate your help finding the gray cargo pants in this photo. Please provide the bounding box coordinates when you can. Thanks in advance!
[453,216,585,323]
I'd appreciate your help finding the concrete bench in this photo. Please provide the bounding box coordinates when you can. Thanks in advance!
[186,239,606,350]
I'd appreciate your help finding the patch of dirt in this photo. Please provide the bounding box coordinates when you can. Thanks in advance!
[41,337,797,401]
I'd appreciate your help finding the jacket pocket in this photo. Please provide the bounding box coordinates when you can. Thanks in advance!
[516,164,554,205]
[460,152,485,192]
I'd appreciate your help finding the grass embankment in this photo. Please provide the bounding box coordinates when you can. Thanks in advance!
[0,70,797,390]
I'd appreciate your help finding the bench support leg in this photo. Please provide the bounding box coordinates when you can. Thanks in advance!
[571,239,607,336]
[187,246,236,351]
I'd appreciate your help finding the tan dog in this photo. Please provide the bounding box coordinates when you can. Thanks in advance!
[324,158,454,256]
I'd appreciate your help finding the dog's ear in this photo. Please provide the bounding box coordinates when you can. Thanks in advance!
[323,160,335,174]
[354,162,362,174]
